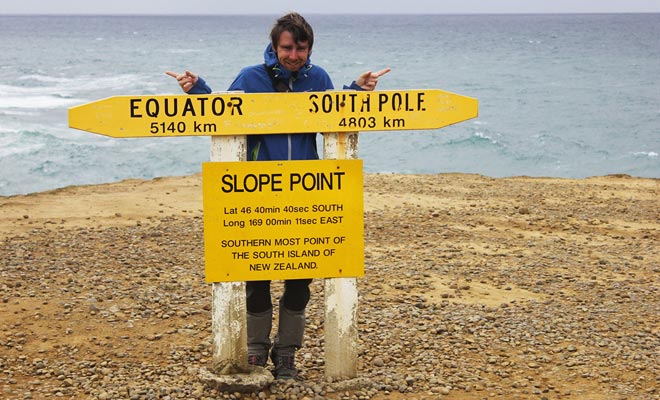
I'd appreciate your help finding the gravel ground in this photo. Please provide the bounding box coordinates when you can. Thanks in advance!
[1,173,659,399]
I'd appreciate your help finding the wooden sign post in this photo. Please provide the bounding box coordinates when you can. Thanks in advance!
[69,89,478,381]
[322,131,360,378]
[208,134,249,375]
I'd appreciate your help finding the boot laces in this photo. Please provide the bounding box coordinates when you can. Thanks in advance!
[248,354,268,367]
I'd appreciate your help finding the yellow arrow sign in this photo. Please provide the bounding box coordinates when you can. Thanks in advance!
[68,89,478,137]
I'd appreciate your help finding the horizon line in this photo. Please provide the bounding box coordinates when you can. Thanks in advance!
[2,11,660,17]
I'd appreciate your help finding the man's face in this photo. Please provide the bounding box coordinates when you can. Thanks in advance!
[274,30,310,72]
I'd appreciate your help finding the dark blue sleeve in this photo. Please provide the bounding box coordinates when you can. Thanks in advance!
[228,66,272,92]
[343,81,364,90]
[188,77,212,94]
[228,74,246,91]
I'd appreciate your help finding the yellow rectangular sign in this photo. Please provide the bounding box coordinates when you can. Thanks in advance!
[68,89,478,138]
[202,159,364,282]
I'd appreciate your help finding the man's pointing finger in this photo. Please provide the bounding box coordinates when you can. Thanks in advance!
[373,68,392,78]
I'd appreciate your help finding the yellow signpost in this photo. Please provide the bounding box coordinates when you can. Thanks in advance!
[68,87,478,383]
[68,89,478,137]
[203,159,364,282]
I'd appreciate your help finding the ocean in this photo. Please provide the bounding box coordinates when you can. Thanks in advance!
[1,14,659,196]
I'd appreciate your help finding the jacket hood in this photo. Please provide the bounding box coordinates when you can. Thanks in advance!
[263,43,313,80]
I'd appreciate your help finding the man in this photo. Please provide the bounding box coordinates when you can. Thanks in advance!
[167,12,389,380]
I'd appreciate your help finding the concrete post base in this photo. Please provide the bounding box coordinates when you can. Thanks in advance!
[199,366,274,393]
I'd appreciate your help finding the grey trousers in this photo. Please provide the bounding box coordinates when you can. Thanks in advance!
[247,298,306,357]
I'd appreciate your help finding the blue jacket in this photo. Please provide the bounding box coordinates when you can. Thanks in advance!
[189,44,361,161]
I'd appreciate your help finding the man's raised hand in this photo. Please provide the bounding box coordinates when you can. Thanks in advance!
[165,70,198,93]
[356,68,391,91]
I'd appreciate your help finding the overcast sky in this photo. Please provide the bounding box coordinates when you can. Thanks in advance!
[2,0,660,15]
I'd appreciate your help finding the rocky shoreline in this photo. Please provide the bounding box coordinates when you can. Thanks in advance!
[1,173,659,399]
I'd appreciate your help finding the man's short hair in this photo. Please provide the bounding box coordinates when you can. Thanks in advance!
[271,12,314,50]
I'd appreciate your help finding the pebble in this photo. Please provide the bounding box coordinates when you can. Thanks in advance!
[1,174,658,399]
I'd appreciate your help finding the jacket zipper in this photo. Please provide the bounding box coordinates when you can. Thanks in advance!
[287,77,294,160]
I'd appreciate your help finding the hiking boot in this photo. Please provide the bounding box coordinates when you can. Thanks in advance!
[271,354,299,380]
[247,353,268,367]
